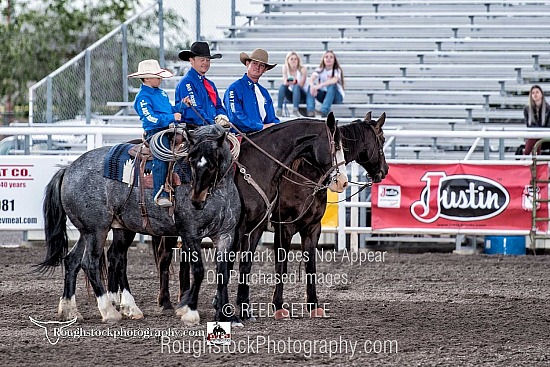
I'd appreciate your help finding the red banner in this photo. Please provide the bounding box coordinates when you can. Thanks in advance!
[372,163,548,231]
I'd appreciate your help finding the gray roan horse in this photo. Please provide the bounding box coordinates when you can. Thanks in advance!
[37,124,240,325]
[106,115,346,322]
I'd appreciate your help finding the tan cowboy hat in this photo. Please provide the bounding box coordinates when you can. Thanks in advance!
[127,59,173,79]
[179,41,222,61]
[239,48,276,71]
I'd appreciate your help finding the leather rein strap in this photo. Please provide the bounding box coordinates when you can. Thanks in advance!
[229,121,340,191]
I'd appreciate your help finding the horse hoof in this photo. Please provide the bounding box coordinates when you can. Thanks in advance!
[58,296,83,321]
[160,307,175,315]
[274,309,290,320]
[175,305,189,317]
[102,311,123,323]
[129,310,144,320]
[310,308,326,318]
[232,320,244,327]
[120,305,144,320]
[181,309,200,326]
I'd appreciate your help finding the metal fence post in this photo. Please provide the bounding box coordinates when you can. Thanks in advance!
[231,0,236,27]
[337,191,347,251]
[122,24,129,105]
[46,77,53,124]
[85,49,91,124]
[196,0,201,41]
[158,0,165,68]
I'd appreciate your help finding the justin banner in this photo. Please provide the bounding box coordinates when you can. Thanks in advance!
[372,163,548,231]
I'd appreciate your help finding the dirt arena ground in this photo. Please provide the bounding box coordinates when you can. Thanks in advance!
[2,235,550,366]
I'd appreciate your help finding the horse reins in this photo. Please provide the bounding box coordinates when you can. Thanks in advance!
[326,121,385,204]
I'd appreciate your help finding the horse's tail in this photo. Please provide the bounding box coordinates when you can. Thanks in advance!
[35,168,69,273]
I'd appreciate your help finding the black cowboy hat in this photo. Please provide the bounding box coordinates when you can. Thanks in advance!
[178,41,222,61]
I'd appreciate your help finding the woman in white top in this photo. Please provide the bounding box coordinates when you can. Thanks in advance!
[306,50,345,117]
[276,51,308,117]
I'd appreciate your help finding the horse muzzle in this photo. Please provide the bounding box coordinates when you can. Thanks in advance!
[328,171,348,193]
[191,189,209,210]
[373,170,387,183]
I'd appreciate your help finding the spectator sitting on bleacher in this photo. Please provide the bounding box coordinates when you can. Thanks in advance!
[224,48,280,133]
[175,41,230,128]
[523,84,550,155]
[276,51,307,118]
[305,50,345,118]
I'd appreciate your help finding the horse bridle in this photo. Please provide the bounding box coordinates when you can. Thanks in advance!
[231,121,342,192]
[183,136,235,196]
[328,121,386,204]
[229,120,344,245]
[182,103,344,192]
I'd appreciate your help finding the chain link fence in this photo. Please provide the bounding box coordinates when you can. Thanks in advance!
[29,0,262,125]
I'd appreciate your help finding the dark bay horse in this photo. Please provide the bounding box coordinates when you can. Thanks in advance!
[37,125,240,325]
[270,111,388,319]
[107,116,346,321]
[149,113,386,322]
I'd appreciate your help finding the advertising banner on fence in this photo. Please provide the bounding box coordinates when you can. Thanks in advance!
[372,162,548,232]
[0,156,78,230]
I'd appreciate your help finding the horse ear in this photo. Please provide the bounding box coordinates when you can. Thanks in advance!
[326,111,337,132]
[217,131,227,147]
[364,111,372,122]
[185,128,196,145]
[377,112,386,128]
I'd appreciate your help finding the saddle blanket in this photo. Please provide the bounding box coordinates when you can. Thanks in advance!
[103,143,191,187]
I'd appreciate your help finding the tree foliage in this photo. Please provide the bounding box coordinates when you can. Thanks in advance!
[1,0,140,108]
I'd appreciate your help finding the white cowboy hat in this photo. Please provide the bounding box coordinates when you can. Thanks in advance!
[127,59,173,79]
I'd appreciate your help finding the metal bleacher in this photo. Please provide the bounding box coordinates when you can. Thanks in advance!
[225,0,550,159]
[101,0,550,160]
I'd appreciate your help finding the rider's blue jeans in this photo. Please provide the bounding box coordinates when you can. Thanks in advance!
[145,128,170,200]
[277,84,307,110]
[306,84,343,116]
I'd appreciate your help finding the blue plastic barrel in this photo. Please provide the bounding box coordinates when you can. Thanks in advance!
[484,236,526,255]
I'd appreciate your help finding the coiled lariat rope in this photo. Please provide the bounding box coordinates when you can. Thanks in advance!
[149,128,189,161]
[149,126,241,162]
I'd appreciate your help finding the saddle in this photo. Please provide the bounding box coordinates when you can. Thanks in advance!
[128,142,182,190]
[128,135,186,230]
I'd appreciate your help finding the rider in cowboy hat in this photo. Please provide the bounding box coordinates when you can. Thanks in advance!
[175,41,230,128]
[223,48,280,134]
[129,59,188,208]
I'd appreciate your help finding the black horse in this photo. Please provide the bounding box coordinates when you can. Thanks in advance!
[106,116,345,320]
[270,111,388,319]
[148,113,387,321]
[37,125,240,325]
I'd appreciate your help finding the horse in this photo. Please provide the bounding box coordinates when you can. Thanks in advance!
[270,111,388,320]
[149,112,386,322]
[37,124,241,325]
[106,115,346,321]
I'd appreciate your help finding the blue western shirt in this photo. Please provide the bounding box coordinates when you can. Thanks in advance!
[133,84,184,132]
[224,73,280,134]
[175,68,225,126]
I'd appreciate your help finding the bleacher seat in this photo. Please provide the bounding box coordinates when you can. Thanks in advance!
[107,0,550,159]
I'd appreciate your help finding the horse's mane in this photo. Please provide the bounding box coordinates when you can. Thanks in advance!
[248,118,325,138]
[339,120,372,162]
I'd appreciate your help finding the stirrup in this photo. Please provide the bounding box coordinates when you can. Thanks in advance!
[154,186,172,207]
